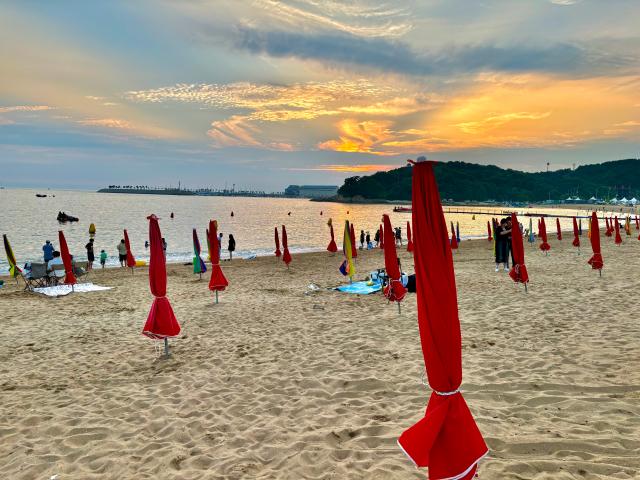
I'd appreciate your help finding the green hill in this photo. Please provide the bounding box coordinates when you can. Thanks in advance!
[337,159,640,202]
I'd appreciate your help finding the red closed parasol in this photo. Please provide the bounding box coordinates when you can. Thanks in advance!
[614,217,622,244]
[449,221,458,250]
[382,214,407,308]
[572,217,580,248]
[636,216,639,230]
[274,227,281,257]
[588,212,603,271]
[124,229,136,268]
[539,217,550,251]
[556,218,562,240]
[208,220,228,301]
[605,217,612,236]
[487,220,492,242]
[58,230,77,286]
[407,221,414,252]
[282,225,292,265]
[508,213,529,288]
[142,215,180,356]
[398,161,487,479]
[327,221,338,253]
[350,222,357,259]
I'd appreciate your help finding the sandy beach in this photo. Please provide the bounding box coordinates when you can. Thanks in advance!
[1,235,640,479]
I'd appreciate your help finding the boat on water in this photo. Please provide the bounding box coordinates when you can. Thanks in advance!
[57,211,79,222]
[393,206,412,213]
[36,193,47,198]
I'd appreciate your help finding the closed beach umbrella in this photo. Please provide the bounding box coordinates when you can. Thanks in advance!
[539,217,550,252]
[635,215,639,230]
[399,161,487,478]
[379,224,384,249]
[605,217,612,237]
[556,218,562,240]
[382,214,406,307]
[58,230,77,286]
[486,221,492,242]
[282,225,292,266]
[142,214,180,356]
[509,213,529,288]
[625,216,631,235]
[614,217,622,244]
[208,220,228,301]
[340,220,355,281]
[350,222,357,259]
[407,221,414,252]
[327,219,338,253]
[450,221,458,250]
[587,212,603,272]
[192,228,207,277]
[274,227,281,258]
[123,229,136,269]
[572,217,580,248]
[579,218,583,236]
[2,234,22,279]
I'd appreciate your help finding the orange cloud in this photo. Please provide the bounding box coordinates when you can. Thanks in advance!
[318,119,396,155]
[207,115,295,151]
[291,164,397,172]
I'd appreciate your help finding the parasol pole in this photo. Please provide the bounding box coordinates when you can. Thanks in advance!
[164,338,169,357]
[215,290,219,304]
[524,282,528,293]
[398,302,401,314]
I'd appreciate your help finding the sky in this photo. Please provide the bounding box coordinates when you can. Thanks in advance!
[1,0,639,191]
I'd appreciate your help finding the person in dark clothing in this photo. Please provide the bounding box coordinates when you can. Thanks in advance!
[395,226,402,246]
[495,218,512,271]
[227,234,236,260]
[374,229,380,247]
[366,231,371,249]
[85,238,95,270]
[359,230,365,249]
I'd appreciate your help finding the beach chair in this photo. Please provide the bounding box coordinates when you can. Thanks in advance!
[73,261,89,281]
[50,264,66,286]
[24,263,49,290]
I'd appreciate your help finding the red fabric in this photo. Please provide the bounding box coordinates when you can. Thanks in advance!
[605,217,612,236]
[572,217,580,247]
[556,218,562,240]
[407,221,414,252]
[539,217,550,251]
[509,213,529,284]
[450,221,458,250]
[282,225,292,265]
[379,224,384,249]
[327,223,338,253]
[208,220,228,291]
[487,221,492,241]
[398,161,487,479]
[123,229,136,268]
[614,217,622,244]
[274,227,281,257]
[636,216,639,230]
[382,214,407,303]
[142,215,180,339]
[58,230,77,285]
[350,223,357,258]
[588,212,603,270]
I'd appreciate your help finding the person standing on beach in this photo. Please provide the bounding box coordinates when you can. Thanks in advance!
[117,239,127,267]
[161,238,167,257]
[85,238,95,270]
[100,249,107,269]
[218,232,223,258]
[360,230,365,249]
[374,229,380,247]
[228,234,236,260]
[395,226,402,246]
[43,240,54,263]
[495,218,512,271]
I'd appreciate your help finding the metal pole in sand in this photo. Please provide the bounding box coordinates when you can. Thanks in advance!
[215,290,219,304]
[524,282,528,293]
[397,302,401,314]
[164,338,169,357]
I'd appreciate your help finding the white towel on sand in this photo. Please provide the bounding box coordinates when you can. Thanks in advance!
[33,283,112,297]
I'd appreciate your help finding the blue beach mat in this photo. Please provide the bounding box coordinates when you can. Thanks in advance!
[335,280,382,295]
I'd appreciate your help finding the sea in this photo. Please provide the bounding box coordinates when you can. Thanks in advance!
[0,188,628,274]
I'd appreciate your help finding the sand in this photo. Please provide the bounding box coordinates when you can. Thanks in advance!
[1,234,639,479]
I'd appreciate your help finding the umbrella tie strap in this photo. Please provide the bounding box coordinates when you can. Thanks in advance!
[421,371,460,396]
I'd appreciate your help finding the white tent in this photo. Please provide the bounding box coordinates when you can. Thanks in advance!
[610,198,619,204]
[620,197,629,205]
[630,198,638,205]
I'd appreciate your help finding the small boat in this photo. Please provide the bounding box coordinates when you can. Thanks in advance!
[393,206,412,213]
[36,193,47,198]
[57,212,79,222]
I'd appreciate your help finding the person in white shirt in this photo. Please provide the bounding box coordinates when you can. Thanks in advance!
[48,251,65,280]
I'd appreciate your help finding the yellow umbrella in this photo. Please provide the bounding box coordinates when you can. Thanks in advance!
[3,234,22,280]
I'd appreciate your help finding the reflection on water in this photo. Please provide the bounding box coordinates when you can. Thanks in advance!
[0,188,633,273]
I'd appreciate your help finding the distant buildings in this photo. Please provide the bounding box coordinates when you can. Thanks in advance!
[285,185,338,199]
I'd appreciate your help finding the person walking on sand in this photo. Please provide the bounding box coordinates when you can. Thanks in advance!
[100,249,107,269]
[161,238,167,257]
[228,234,236,260]
[366,231,371,249]
[495,218,512,271]
[43,240,54,263]
[117,239,127,267]
[360,230,365,249]
[85,238,95,270]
